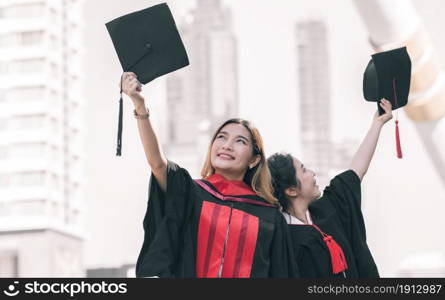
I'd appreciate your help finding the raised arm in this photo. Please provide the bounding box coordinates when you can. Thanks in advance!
[121,72,168,191]
[349,99,393,181]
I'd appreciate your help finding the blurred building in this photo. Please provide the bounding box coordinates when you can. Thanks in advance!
[296,20,357,188]
[165,0,238,176]
[0,0,85,276]
[328,139,359,179]
[296,20,333,189]
[87,264,135,278]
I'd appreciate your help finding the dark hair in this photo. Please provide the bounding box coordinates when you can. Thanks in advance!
[267,152,299,211]
[201,118,278,205]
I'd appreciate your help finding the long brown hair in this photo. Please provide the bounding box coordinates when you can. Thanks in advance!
[201,118,278,206]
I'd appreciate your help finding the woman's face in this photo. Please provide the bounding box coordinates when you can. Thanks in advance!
[210,123,258,180]
[292,157,321,200]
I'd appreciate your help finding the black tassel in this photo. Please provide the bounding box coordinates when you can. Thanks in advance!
[116,76,123,156]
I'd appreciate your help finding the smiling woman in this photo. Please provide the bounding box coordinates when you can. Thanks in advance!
[120,72,296,278]
[201,119,277,206]
[267,100,395,278]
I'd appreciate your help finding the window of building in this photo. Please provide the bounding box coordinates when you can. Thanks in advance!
[0,89,6,102]
[49,7,60,25]
[50,173,60,190]
[0,145,9,159]
[50,62,59,78]
[0,251,18,277]
[12,142,46,158]
[0,117,8,131]
[12,114,46,130]
[0,61,10,75]
[11,171,45,187]
[20,30,44,46]
[4,3,45,19]
[11,58,45,74]
[48,89,59,106]
[18,199,46,216]
[8,86,45,102]
[50,201,59,218]
[72,181,80,197]
[0,174,9,187]
[50,117,59,134]
[49,144,60,161]
[0,33,15,48]
[49,34,59,51]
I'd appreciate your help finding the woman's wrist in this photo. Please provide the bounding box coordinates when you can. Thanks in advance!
[134,104,149,116]
[132,96,146,109]
[371,119,384,133]
[130,91,144,101]
[134,107,150,119]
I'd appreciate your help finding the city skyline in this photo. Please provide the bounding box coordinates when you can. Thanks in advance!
[1,0,444,278]
[165,0,238,177]
[0,0,85,276]
[81,0,445,277]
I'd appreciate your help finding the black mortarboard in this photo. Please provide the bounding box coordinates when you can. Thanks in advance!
[363,46,411,116]
[106,3,189,156]
[363,47,411,159]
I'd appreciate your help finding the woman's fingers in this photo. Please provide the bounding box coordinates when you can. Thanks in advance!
[128,82,137,92]
[120,72,143,96]
[121,72,137,84]
[380,98,392,112]
[120,73,133,88]
[382,103,391,114]
[123,71,137,78]
[124,77,136,88]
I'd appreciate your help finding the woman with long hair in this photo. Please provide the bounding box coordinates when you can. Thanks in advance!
[120,72,295,278]
[267,100,394,278]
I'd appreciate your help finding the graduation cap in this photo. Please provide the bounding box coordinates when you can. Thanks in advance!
[363,47,412,159]
[106,3,189,156]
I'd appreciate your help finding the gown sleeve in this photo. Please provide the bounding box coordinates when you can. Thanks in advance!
[135,160,195,277]
[269,211,300,278]
[322,170,364,239]
[322,169,379,277]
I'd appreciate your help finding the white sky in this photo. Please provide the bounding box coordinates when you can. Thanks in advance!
[82,0,445,276]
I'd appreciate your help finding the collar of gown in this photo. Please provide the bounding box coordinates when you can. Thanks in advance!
[282,210,313,225]
[205,173,257,196]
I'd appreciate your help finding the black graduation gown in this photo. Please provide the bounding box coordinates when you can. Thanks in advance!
[135,161,297,278]
[287,169,379,278]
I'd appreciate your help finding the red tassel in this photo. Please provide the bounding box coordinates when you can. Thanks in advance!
[392,78,403,159]
[395,120,403,159]
[312,224,348,274]
[323,235,348,274]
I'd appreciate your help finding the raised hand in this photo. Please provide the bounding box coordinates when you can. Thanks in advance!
[121,72,144,103]
[374,98,393,125]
